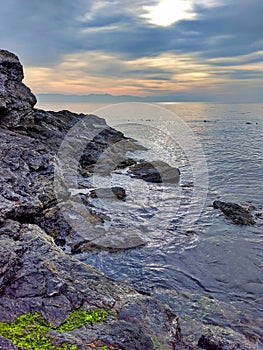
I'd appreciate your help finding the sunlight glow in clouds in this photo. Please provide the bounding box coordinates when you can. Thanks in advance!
[9,0,262,102]
[143,0,196,26]
[24,51,220,96]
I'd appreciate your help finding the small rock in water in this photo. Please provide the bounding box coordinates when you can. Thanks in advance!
[89,186,126,201]
[129,160,180,184]
[115,157,137,169]
[213,200,256,226]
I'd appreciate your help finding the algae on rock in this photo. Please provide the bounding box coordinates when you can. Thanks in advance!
[0,308,112,350]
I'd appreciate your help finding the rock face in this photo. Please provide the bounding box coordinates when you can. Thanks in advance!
[0,50,36,129]
[129,160,180,183]
[213,200,256,226]
[0,223,179,349]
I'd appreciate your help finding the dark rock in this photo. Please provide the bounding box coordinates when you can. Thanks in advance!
[115,157,137,169]
[89,186,126,201]
[196,326,257,350]
[0,223,177,348]
[29,109,104,152]
[198,333,224,350]
[0,84,142,250]
[0,50,36,129]
[94,320,155,349]
[34,196,145,252]
[48,320,155,350]
[213,200,256,226]
[118,296,177,345]
[0,128,55,221]
[129,160,180,183]
[80,135,145,176]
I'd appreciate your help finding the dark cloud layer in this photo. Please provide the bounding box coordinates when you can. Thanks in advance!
[0,0,92,65]
[0,0,262,101]
[1,0,262,64]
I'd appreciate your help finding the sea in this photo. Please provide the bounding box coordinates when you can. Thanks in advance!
[37,101,263,347]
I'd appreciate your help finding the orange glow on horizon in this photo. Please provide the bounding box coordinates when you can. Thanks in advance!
[23,50,263,99]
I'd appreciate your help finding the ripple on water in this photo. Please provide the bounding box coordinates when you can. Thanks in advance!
[74,103,263,346]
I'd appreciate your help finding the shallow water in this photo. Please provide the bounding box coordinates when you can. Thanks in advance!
[38,101,263,346]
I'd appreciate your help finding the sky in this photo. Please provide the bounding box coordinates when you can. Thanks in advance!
[1,0,263,102]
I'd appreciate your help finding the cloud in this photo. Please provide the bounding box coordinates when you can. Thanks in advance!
[0,0,93,65]
[1,0,262,101]
[1,0,262,63]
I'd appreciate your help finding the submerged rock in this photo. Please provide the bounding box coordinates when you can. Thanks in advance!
[129,160,180,183]
[213,200,256,226]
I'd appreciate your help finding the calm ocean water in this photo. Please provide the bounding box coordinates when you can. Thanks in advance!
[38,101,263,346]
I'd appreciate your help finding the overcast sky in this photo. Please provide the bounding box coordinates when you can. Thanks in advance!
[1,0,263,102]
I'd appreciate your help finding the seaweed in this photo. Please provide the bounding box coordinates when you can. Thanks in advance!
[0,308,111,350]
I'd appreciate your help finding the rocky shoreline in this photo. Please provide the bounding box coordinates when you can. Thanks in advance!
[0,50,189,350]
[0,50,260,350]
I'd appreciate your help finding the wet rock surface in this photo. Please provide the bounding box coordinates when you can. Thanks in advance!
[213,200,256,226]
[129,160,180,183]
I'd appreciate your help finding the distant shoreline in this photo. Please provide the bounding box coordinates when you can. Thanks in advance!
[36,93,262,104]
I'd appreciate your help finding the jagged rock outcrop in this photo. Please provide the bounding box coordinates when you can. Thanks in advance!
[0,50,36,129]
[0,50,188,349]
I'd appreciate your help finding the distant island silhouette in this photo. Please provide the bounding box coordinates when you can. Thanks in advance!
[37,93,215,103]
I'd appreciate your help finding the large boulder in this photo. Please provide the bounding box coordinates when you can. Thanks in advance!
[0,50,37,129]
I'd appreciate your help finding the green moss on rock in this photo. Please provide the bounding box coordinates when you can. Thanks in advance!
[0,308,111,350]
[57,308,109,332]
